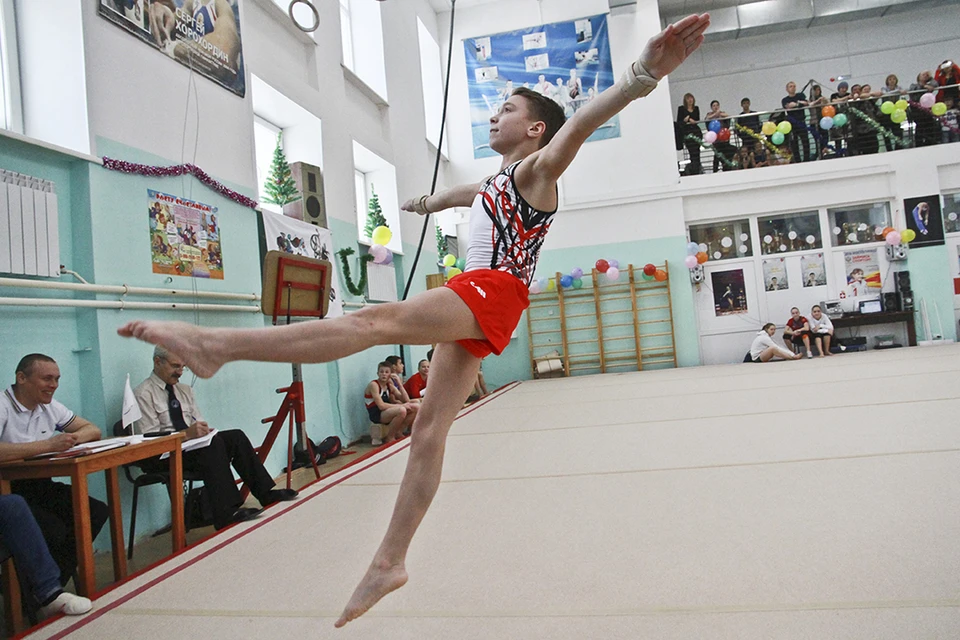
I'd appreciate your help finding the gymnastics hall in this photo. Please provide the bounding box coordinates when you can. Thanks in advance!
[1,0,959,638]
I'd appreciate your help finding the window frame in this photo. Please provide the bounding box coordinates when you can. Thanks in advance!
[0,0,23,134]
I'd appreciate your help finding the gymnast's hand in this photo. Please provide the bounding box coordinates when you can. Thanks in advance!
[639,13,710,80]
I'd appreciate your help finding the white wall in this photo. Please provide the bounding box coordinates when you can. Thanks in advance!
[17,0,90,154]
[669,5,960,116]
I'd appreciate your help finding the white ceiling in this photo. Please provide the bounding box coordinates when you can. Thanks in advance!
[425,0,768,15]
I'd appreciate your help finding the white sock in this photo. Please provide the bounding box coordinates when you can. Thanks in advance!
[39,592,92,618]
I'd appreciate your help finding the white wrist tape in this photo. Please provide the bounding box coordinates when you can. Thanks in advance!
[618,60,659,100]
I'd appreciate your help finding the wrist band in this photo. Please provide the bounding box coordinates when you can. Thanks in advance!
[618,60,658,101]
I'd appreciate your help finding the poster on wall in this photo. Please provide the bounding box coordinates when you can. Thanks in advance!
[762,258,789,291]
[711,269,748,316]
[149,190,223,279]
[800,252,827,288]
[98,0,245,97]
[260,212,343,318]
[903,194,944,247]
[840,248,881,300]
[463,14,620,159]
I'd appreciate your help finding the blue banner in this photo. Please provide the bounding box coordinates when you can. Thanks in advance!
[463,14,620,159]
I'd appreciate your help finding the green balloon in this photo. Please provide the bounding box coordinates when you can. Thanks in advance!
[880,101,895,115]
[442,254,456,267]
[895,99,908,112]
[572,278,583,289]
[771,131,785,145]
[833,113,847,127]
[641,272,654,281]
[455,257,466,270]
[932,102,947,116]
[776,121,792,135]
[891,109,906,124]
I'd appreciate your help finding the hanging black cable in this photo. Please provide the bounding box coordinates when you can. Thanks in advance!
[397,0,457,361]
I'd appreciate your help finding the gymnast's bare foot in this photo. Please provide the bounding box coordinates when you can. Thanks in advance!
[117,320,225,378]
[334,560,408,628]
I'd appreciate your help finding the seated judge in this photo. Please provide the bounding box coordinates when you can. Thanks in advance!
[0,354,109,587]
[134,346,297,530]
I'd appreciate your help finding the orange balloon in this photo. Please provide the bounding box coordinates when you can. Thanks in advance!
[654,269,667,282]
[881,226,894,238]
[821,105,836,118]
[696,251,708,264]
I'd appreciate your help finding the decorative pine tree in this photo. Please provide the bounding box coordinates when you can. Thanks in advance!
[262,133,302,207]
[363,184,388,239]
[436,226,447,257]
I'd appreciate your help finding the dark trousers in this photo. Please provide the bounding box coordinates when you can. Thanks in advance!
[0,494,63,605]
[142,430,275,529]
[10,479,109,586]
[788,126,810,162]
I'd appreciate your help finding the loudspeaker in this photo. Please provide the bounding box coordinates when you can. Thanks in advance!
[894,270,911,293]
[883,292,900,311]
[690,264,704,283]
[283,162,327,228]
[885,243,908,261]
[899,291,914,312]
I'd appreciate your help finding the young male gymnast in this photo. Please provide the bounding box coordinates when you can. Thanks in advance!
[118,13,710,627]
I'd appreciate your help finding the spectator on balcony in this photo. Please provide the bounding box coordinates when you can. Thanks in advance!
[807,84,829,158]
[734,144,755,170]
[735,97,761,147]
[942,97,960,144]
[851,84,880,155]
[705,100,735,172]
[880,74,906,151]
[829,81,853,155]
[752,141,769,168]
[677,93,702,175]
[781,81,810,163]
[909,71,940,147]
[935,60,959,105]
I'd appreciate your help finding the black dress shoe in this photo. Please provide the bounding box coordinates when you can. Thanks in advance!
[262,488,299,506]
[215,507,263,530]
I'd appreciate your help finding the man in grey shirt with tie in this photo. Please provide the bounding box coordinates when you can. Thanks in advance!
[134,346,297,529]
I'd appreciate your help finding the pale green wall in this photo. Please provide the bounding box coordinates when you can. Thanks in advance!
[905,244,957,342]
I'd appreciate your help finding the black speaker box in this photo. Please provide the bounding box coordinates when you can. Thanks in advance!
[899,292,914,311]
[895,270,911,293]
[883,292,900,311]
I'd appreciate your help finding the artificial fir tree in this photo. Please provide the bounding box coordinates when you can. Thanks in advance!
[262,133,302,207]
[436,226,447,258]
[363,184,389,239]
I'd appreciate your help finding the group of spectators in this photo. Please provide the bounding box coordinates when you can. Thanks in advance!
[678,59,960,175]
[747,305,836,362]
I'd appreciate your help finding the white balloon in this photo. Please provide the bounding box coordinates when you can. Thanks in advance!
[787,231,797,240]
[763,235,773,244]
[806,235,816,244]
[721,236,733,248]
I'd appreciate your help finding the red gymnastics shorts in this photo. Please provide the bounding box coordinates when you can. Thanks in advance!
[445,269,529,359]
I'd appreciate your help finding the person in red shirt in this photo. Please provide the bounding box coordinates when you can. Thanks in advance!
[403,359,429,400]
[783,306,813,358]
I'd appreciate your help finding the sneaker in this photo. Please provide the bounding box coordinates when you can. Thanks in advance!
[371,438,383,446]
[39,592,92,618]
[807,351,813,359]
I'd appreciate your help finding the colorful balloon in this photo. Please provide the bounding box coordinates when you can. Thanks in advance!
[891,109,906,124]
[776,121,792,135]
[654,269,667,282]
[442,253,456,267]
[901,228,916,244]
[455,257,466,270]
[703,131,717,144]
[445,266,462,279]
[595,259,610,273]
[932,102,947,116]
[919,92,936,108]
[643,263,656,276]
[382,249,393,265]
[370,244,388,263]
[529,280,541,294]
[819,116,834,130]
[570,267,584,279]
[686,242,700,255]
[895,99,908,112]
[560,274,573,288]
[641,272,655,281]
[371,225,392,246]
[833,113,848,127]
[761,121,777,136]
[821,105,836,118]
[605,267,620,281]
[717,128,731,143]
[881,226,894,238]
[684,255,698,269]
[708,119,722,133]
[696,251,708,264]
[771,132,785,145]
[546,279,556,291]
[885,231,902,246]
[572,278,583,289]
[880,100,895,115]
[608,259,619,269]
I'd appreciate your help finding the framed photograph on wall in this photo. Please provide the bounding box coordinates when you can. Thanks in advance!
[712,269,748,316]
[903,194,944,247]
[762,258,789,291]
[800,253,827,288]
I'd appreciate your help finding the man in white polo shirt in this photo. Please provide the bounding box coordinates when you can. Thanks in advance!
[0,353,109,586]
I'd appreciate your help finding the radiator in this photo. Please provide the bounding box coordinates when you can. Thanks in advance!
[0,169,59,277]
[365,262,398,302]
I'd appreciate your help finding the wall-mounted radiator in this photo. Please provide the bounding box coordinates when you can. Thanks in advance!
[365,262,398,302]
[0,169,60,277]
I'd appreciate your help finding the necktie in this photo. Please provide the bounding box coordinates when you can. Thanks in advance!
[165,384,189,431]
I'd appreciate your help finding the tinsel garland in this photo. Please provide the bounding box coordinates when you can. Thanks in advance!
[733,124,791,158]
[336,247,375,297]
[909,100,960,134]
[683,135,738,168]
[846,107,903,148]
[101,157,260,210]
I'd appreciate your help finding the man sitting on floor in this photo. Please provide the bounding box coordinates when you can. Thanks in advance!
[133,347,297,530]
[0,354,109,587]
[403,359,429,400]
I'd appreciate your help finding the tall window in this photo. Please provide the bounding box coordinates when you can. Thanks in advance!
[253,116,283,214]
[353,141,401,253]
[828,203,892,247]
[339,0,354,70]
[0,0,23,133]
[417,18,446,154]
[757,211,822,255]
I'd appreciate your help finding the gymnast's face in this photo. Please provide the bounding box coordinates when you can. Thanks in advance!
[378,366,392,383]
[489,95,536,153]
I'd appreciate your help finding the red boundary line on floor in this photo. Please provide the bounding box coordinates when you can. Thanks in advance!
[34,380,521,639]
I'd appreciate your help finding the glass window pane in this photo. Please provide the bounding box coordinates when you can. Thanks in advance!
[340,2,354,69]
[253,117,282,214]
[943,193,960,234]
[688,218,752,261]
[757,211,822,255]
[827,203,891,246]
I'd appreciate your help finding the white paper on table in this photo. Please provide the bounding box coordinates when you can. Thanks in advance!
[159,428,217,460]
[31,435,144,459]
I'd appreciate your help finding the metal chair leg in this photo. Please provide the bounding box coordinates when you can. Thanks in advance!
[127,482,140,560]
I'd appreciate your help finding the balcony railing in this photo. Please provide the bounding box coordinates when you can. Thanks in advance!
[676,84,959,176]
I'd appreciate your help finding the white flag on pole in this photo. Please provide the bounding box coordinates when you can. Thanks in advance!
[122,374,142,430]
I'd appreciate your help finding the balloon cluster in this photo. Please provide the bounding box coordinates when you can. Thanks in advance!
[879,98,910,125]
[817,104,849,130]
[441,252,467,280]
[640,262,668,282]
[684,241,708,270]
[733,124,790,159]
[595,258,623,282]
[912,94,957,134]
[368,226,394,265]
[880,227,916,246]
[760,120,795,146]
